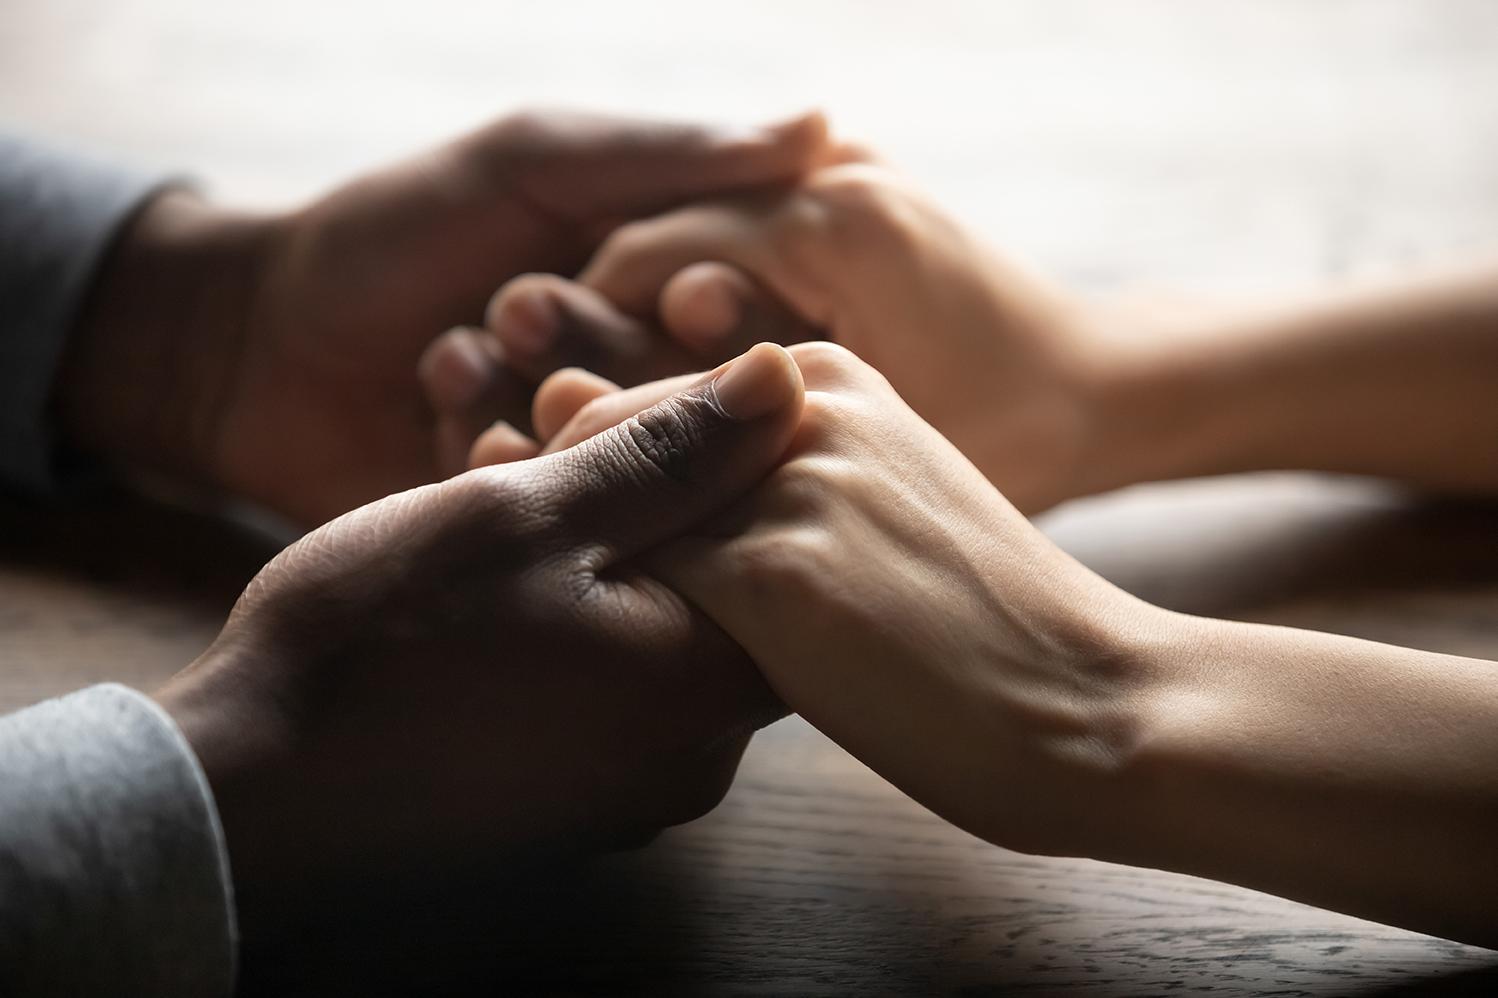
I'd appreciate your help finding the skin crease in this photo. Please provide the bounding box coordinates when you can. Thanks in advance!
[563,162,1117,513]
[510,342,1161,859]
[512,342,1498,949]
[56,109,832,525]
[49,102,1498,950]
[487,160,1498,508]
[468,149,1498,946]
[153,342,807,938]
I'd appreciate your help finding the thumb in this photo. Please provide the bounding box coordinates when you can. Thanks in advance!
[491,109,830,223]
[532,342,803,563]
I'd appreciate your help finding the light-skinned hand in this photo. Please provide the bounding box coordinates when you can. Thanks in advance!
[485,162,1124,512]
[517,341,1498,949]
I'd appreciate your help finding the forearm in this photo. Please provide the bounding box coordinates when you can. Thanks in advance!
[1105,612,1498,947]
[1090,264,1498,494]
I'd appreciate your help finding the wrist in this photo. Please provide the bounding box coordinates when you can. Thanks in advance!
[1021,600,1209,865]
[56,188,285,492]
[154,636,302,920]
[1076,310,1264,493]
[1066,602,1252,869]
[959,539,1187,860]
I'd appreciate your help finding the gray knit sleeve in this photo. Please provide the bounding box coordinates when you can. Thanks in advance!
[0,132,168,492]
[0,683,237,996]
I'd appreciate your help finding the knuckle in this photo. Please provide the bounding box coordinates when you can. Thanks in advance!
[782,524,841,581]
[796,392,851,451]
[808,164,897,211]
[733,522,840,596]
[443,467,553,546]
[795,389,892,463]
[764,455,840,515]
[799,454,861,497]
[773,470,825,518]
[729,531,790,589]
[439,468,505,517]
[805,166,917,240]
[774,456,860,520]
[764,167,920,279]
[489,108,552,148]
[469,109,574,182]
[788,340,858,377]
[616,392,716,484]
[791,341,894,396]
[768,191,834,248]
[803,382,865,425]
[595,219,658,266]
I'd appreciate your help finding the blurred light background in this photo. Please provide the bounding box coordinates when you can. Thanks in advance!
[2,0,1496,295]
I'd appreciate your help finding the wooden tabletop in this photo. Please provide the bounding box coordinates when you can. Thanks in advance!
[5,478,1497,995]
[4,0,1498,993]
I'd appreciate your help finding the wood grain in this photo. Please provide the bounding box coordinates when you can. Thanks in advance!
[3,0,1498,993]
[4,478,1496,996]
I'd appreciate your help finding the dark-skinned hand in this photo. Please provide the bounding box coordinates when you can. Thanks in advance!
[153,342,804,935]
[59,110,829,524]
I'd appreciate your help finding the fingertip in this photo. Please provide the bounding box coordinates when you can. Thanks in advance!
[660,262,747,350]
[486,276,560,359]
[533,367,621,442]
[468,420,542,468]
[710,342,803,422]
[418,327,498,412]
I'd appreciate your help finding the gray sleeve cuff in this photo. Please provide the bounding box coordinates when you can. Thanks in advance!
[0,683,237,997]
[0,132,170,493]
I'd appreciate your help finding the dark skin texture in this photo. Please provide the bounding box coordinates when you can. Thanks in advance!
[57,109,830,524]
[40,110,825,946]
[153,342,807,936]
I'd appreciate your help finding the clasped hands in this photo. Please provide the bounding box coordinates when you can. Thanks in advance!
[106,109,1197,931]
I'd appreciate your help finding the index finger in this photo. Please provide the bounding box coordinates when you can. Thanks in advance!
[538,370,707,455]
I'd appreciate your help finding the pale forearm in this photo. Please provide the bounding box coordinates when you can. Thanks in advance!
[1090,265,1498,494]
[631,337,1498,945]
[1109,613,1498,947]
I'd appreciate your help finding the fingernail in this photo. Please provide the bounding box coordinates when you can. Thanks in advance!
[710,342,797,421]
[497,290,557,355]
[440,330,495,409]
[673,266,742,345]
